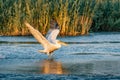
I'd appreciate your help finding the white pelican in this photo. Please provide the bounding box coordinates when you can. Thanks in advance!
[24,19,67,56]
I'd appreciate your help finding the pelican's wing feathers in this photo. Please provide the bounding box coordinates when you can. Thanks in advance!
[46,23,60,44]
[24,22,52,49]
[46,29,59,44]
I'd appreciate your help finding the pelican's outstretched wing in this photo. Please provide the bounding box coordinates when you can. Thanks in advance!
[24,22,52,49]
[46,23,60,44]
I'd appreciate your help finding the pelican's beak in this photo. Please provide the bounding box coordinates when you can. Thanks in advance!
[57,40,68,46]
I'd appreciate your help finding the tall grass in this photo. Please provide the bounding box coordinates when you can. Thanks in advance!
[91,0,120,32]
[0,0,120,36]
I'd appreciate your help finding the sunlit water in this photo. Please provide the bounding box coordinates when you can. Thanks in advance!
[0,32,120,79]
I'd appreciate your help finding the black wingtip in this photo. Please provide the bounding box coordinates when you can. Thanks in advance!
[50,18,60,29]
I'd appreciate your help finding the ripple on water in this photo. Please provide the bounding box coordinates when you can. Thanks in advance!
[0,73,120,80]
[0,54,5,59]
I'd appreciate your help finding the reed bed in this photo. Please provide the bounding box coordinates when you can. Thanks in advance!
[0,0,120,36]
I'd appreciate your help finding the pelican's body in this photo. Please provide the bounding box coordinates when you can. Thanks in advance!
[25,20,66,56]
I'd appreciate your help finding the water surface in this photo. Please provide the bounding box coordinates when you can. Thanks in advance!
[0,32,120,79]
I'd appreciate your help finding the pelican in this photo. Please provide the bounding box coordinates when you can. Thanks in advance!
[24,20,67,56]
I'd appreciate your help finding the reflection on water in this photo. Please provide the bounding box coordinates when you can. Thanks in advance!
[0,59,66,74]
[1,59,120,75]
[39,59,120,75]
[41,59,65,74]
